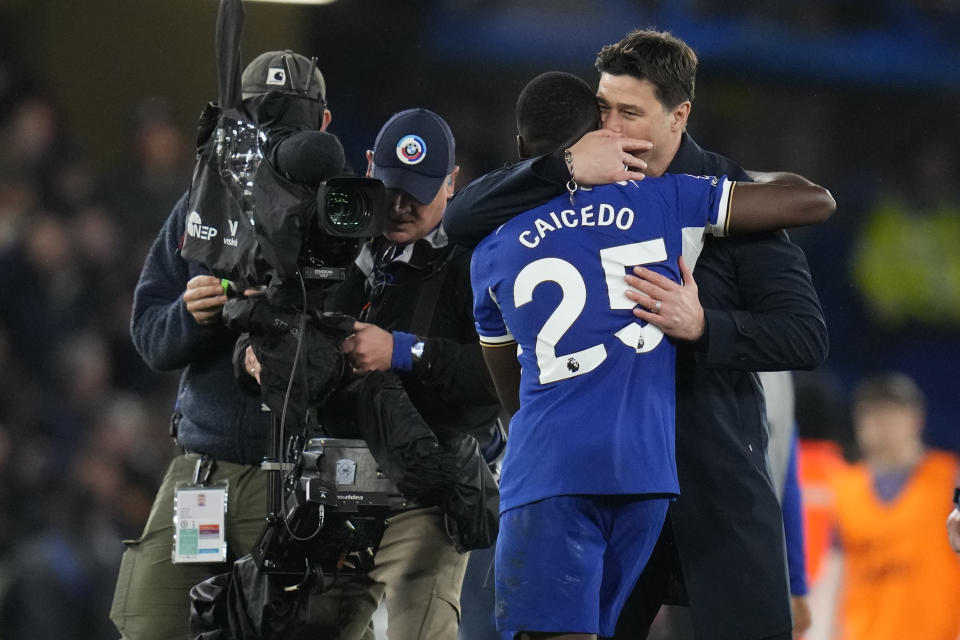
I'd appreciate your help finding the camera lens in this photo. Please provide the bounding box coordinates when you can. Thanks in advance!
[316,177,384,238]
[324,187,371,233]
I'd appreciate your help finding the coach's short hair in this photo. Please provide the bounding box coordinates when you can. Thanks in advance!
[595,29,697,109]
[516,71,600,157]
[852,372,927,414]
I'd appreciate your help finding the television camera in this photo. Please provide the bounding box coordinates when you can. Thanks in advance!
[179,46,395,586]
[251,436,407,585]
[183,108,386,294]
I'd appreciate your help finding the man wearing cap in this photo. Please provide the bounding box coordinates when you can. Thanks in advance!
[309,107,503,639]
[241,49,328,103]
[110,50,334,640]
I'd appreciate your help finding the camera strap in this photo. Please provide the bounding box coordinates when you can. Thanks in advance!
[404,239,463,336]
[408,259,450,337]
[358,238,456,333]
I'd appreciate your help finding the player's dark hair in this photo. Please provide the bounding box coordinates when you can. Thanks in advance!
[515,71,600,158]
[595,29,697,109]
[853,372,926,414]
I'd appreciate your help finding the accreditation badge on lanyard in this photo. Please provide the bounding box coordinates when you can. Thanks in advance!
[172,456,228,563]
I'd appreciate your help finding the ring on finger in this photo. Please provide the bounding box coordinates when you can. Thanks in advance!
[652,299,662,313]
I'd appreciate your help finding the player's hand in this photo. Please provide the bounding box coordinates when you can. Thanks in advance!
[624,256,705,341]
[791,595,812,638]
[183,275,228,326]
[568,130,650,186]
[244,345,261,385]
[947,507,960,553]
[341,321,394,374]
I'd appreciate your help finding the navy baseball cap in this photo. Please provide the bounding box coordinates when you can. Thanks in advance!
[371,108,456,205]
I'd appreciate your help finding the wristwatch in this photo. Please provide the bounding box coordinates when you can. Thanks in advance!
[410,339,425,365]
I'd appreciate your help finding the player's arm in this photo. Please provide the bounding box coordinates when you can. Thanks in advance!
[781,431,812,637]
[444,130,648,247]
[471,242,521,416]
[726,179,836,234]
[481,343,521,418]
[745,170,814,185]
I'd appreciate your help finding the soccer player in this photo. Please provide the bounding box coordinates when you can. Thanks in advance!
[470,71,834,640]
[447,30,829,640]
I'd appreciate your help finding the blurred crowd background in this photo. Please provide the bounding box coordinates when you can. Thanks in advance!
[0,0,957,637]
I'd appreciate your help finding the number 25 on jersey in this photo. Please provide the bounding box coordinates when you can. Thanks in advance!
[514,239,669,384]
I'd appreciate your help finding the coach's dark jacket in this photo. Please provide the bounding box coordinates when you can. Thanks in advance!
[444,133,828,640]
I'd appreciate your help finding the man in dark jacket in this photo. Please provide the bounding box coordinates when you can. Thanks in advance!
[110,50,337,640]
[306,107,503,639]
[333,109,503,456]
[443,29,827,640]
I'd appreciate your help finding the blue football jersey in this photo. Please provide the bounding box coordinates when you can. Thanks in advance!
[471,174,733,512]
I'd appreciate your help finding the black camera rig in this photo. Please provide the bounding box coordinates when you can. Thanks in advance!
[179,0,395,591]
[251,434,406,585]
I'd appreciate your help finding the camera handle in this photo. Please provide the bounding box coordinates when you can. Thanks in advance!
[259,405,295,521]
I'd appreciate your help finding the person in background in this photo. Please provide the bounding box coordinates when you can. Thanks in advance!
[825,373,960,640]
[793,373,849,586]
[758,370,811,639]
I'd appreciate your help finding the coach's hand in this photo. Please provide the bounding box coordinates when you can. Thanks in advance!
[624,256,705,341]
[342,321,393,374]
[568,130,649,185]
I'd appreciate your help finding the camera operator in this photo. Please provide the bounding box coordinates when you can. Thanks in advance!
[302,108,504,639]
[109,50,335,640]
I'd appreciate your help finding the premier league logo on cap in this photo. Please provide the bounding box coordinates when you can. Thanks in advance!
[396,135,426,165]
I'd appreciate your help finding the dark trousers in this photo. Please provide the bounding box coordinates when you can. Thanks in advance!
[610,515,792,640]
[609,514,684,639]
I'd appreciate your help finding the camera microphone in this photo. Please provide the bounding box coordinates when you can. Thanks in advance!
[273,131,345,186]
